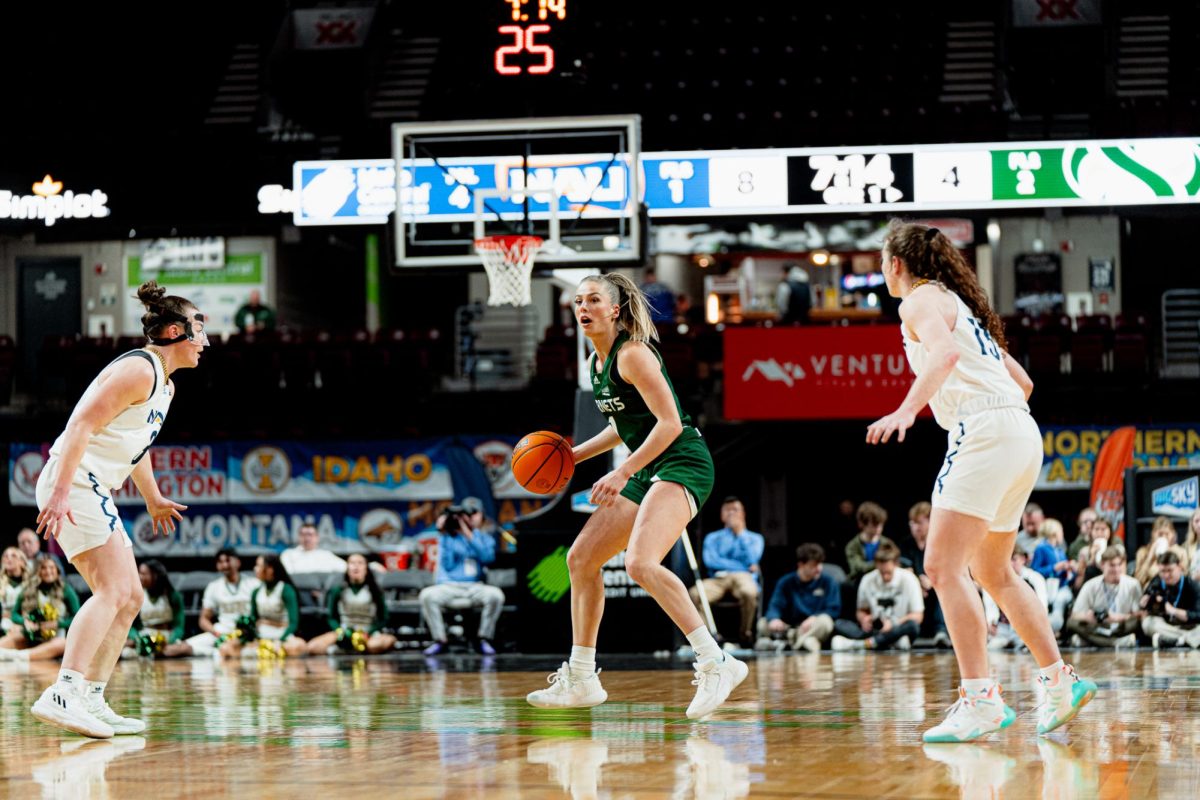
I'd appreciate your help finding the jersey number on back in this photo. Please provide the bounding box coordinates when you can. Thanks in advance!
[967,318,1002,361]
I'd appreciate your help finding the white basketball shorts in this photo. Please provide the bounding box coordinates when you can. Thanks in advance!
[35,457,132,562]
[930,407,1042,533]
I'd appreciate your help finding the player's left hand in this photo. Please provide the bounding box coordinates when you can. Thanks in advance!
[590,468,632,507]
[145,496,188,537]
[866,408,916,444]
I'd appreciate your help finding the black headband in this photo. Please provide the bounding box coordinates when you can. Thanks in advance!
[924,227,940,242]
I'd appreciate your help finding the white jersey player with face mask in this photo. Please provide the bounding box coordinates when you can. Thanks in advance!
[30,280,207,740]
[867,220,1095,746]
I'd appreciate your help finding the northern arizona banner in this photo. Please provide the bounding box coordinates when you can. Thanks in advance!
[1038,425,1200,490]
[723,326,918,420]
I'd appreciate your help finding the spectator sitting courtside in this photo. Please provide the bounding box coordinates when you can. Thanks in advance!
[233,289,276,334]
[690,496,765,648]
[832,542,923,651]
[1139,550,1200,649]
[1015,502,1045,557]
[757,543,840,652]
[1065,546,1141,648]
[0,556,81,662]
[844,501,897,582]
[420,498,505,656]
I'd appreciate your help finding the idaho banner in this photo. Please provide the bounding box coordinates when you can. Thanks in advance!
[7,436,553,556]
[724,326,917,420]
[1038,425,1200,490]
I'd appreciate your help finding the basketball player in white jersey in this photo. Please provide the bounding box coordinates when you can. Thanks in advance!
[867,221,1096,743]
[31,280,202,738]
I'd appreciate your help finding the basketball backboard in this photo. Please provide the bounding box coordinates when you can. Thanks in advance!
[392,115,642,269]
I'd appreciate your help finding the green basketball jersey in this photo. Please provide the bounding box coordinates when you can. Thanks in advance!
[590,332,694,452]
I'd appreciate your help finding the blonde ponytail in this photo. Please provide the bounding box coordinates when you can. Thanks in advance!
[581,273,660,343]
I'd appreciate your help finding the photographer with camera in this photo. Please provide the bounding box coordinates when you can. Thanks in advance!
[419,497,505,656]
[1139,550,1200,649]
[1065,546,1142,648]
[831,542,924,651]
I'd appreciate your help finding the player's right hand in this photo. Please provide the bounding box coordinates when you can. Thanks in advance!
[36,493,76,540]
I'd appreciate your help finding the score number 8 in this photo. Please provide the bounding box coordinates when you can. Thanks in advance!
[495,24,554,75]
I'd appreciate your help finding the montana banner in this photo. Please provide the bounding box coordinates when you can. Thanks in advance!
[1037,425,1200,490]
[724,325,918,420]
[7,436,552,556]
[1090,426,1137,542]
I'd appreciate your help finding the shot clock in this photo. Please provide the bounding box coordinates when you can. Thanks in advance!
[496,0,569,76]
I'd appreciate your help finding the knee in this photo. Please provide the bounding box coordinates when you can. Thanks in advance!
[923,559,957,590]
[125,585,144,615]
[624,554,657,587]
[970,563,1011,594]
[566,544,599,577]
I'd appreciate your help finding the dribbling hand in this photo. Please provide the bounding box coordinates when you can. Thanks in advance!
[866,408,916,444]
[146,496,188,537]
[36,492,77,541]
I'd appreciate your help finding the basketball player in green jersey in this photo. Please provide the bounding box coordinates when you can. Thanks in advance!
[526,273,747,719]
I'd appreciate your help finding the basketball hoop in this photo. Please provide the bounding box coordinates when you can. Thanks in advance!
[474,234,542,307]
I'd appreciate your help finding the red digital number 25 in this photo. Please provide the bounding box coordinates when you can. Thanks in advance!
[495,25,554,75]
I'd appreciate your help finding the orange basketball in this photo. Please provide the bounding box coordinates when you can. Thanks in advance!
[511,430,574,495]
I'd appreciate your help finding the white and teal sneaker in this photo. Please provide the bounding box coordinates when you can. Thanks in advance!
[1037,664,1097,735]
[923,686,1017,743]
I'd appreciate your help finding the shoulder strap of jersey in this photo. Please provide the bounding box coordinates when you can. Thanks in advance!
[109,350,158,402]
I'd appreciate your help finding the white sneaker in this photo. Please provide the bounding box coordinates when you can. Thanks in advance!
[1069,634,1083,648]
[932,631,953,649]
[31,684,115,739]
[895,636,912,651]
[0,648,23,661]
[526,662,608,709]
[86,693,147,735]
[799,636,821,654]
[831,635,864,652]
[686,654,748,719]
[1114,634,1137,649]
[922,686,1016,743]
[1037,664,1097,735]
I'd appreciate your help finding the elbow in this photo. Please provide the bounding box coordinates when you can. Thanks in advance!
[938,349,960,372]
[663,418,684,438]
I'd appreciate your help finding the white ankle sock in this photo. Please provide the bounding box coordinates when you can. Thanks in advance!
[1039,660,1065,683]
[569,645,596,677]
[962,678,996,696]
[57,668,85,693]
[86,680,107,697]
[686,626,724,663]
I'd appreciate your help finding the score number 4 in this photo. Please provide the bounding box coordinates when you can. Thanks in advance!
[496,25,554,75]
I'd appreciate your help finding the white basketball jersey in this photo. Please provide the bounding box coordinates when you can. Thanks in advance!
[49,350,172,490]
[902,289,1026,430]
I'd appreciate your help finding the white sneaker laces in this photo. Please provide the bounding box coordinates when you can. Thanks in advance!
[545,664,575,692]
[691,662,714,690]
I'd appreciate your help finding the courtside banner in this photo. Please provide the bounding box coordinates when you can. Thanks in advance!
[723,326,916,419]
[1037,425,1200,490]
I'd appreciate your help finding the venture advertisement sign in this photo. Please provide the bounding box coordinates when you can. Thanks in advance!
[724,326,917,420]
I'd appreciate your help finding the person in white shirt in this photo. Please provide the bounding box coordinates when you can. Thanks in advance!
[280,524,348,575]
[983,547,1048,651]
[831,542,924,651]
[163,548,260,657]
[1065,546,1142,648]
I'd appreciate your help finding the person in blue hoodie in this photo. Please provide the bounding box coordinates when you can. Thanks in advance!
[420,497,504,656]
[757,544,841,652]
[689,497,765,647]
[1030,518,1074,633]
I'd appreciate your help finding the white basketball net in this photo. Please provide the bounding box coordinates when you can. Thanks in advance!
[475,235,542,307]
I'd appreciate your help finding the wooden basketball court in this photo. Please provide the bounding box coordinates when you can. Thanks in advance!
[2,650,1196,798]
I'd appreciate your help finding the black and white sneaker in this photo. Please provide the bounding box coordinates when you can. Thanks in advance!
[31,683,115,739]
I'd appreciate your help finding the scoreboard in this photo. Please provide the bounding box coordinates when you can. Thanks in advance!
[284,137,1200,225]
